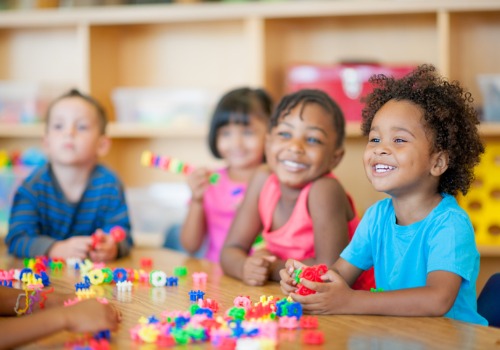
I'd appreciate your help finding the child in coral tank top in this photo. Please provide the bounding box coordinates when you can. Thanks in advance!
[221,89,374,290]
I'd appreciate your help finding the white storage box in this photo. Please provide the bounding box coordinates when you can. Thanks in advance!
[0,81,63,123]
[126,182,190,247]
[112,87,215,126]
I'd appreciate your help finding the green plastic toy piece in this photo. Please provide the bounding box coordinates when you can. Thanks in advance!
[174,266,187,277]
[208,173,220,185]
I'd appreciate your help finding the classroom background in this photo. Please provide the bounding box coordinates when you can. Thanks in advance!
[0,0,499,292]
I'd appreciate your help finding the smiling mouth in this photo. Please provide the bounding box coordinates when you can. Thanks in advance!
[281,159,307,170]
[374,164,396,173]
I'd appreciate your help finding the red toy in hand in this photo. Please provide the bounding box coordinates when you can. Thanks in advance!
[91,226,126,249]
[295,264,328,296]
[109,226,126,242]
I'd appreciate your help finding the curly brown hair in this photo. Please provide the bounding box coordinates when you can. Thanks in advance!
[361,64,484,196]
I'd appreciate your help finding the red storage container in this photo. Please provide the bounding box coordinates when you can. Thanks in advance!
[285,63,416,122]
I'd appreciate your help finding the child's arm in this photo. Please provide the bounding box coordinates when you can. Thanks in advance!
[0,298,121,349]
[91,181,133,261]
[180,168,211,254]
[287,258,461,316]
[0,286,75,316]
[4,188,62,259]
[289,177,351,273]
[220,167,273,285]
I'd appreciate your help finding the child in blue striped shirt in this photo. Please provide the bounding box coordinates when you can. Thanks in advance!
[5,89,133,261]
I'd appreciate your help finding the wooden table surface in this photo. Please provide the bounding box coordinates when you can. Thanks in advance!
[1,247,500,350]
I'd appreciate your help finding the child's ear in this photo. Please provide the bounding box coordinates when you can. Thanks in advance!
[431,151,449,176]
[329,147,345,169]
[97,135,111,157]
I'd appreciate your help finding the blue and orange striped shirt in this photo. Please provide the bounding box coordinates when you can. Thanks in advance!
[5,163,133,258]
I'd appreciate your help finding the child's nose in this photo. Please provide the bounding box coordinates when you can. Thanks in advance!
[64,126,77,136]
[287,138,305,153]
[373,142,390,155]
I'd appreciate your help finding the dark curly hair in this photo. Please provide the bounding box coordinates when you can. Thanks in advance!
[271,89,345,149]
[361,64,484,196]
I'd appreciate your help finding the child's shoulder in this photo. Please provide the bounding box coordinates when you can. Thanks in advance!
[21,163,50,188]
[309,173,345,195]
[92,164,124,186]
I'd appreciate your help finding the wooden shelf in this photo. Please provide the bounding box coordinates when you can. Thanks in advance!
[0,123,208,139]
[1,0,499,28]
[0,124,43,138]
[2,121,500,139]
[478,245,500,257]
[478,122,500,137]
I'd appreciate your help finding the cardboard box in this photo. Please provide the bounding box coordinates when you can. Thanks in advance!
[286,63,416,122]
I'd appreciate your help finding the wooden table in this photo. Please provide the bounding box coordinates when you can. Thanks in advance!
[1,247,500,350]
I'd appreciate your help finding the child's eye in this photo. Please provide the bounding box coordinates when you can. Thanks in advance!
[77,124,89,131]
[277,131,291,139]
[394,138,407,143]
[52,123,63,130]
[369,137,380,143]
[307,137,322,145]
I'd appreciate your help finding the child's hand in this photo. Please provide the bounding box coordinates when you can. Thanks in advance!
[279,259,307,295]
[48,236,92,260]
[242,255,277,286]
[89,230,118,262]
[290,269,352,314]
[187,168,211,202]
[63,299,122,333]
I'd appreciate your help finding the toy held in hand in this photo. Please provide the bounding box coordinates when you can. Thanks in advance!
[91,226,126,249]
[141,150,220,184]
[294,264,328,296]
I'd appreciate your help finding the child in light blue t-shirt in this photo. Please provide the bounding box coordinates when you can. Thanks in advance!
[279,64,487,325]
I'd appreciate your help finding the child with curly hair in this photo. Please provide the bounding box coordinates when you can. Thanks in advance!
[279,65,488,325]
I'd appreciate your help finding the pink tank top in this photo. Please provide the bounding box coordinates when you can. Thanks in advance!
[258,173,375,290]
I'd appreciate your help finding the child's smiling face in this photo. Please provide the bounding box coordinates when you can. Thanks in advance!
[266,102,344,189]
[363,99,443,198]
[216,115,268,171]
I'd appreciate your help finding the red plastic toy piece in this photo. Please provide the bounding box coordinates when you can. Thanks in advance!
[302,330,325,345]
[299,316,319,329]
[140,258,153,269]
[296,264,328,296]
[110,226,126,242]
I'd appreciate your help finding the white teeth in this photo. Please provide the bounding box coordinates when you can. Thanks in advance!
[374,164,395,173]
[282,160,306,169]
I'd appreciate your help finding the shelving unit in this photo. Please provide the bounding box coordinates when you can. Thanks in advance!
[0,1,499,287]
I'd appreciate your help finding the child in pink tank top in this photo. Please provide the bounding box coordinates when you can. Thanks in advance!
[221,89,374,290]
[179,87,273,262]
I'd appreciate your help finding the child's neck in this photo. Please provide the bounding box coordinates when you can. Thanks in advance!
[51,162,95,203]
[392,192,443,226]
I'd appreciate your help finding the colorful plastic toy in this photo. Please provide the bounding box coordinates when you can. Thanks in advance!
[91,226,126,249]
[141,150,220,184]
[302,330,325,345]
[295,264,328,296]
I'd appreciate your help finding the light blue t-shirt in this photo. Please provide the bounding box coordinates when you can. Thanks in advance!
[341,194,487,325]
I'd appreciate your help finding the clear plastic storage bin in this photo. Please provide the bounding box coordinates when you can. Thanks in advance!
[112,88,215,126]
